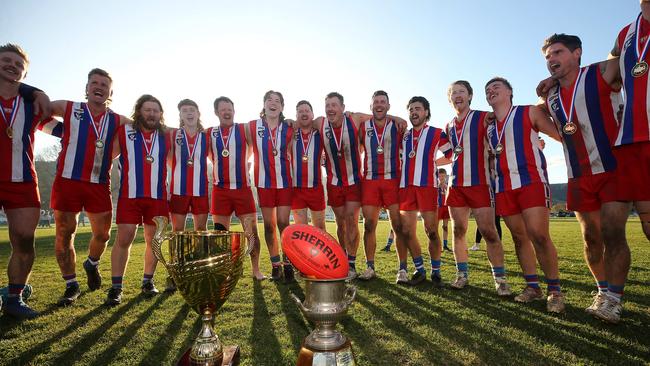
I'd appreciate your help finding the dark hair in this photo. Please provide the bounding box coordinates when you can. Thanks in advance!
[448,80,473,105]
[485,77,514,103]
[260,90,285,120]
[296,100,313,111]
[177,98,203,131]
[214,96,234,111]
[131,94,165,132]
[407,96,431,121]
[0,43,29,65]
[372,90,389,103]
[438,168,447,174]
[326,92,344,105]
[87,68,112,83]
[542,33,582,53]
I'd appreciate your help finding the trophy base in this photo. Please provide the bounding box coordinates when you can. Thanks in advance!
[177,345,240,366]
[296,339,355,366]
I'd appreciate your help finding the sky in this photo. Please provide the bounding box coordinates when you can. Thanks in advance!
[2,0,640,183]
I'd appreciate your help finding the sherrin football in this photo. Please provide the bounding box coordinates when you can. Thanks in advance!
[281,224,349,279]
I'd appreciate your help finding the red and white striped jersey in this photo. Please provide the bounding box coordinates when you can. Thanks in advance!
[616,13,650,145]
[249,119,293,189]
[207,124,250,189]
[399,125,451,188]
[56,101,120,184]
[117,124,169,199]
[169,128,208,197]
[321,116,362,186]
[486,105,548,193]
[546,64,621,178]
[292,128,323,188]
[0,95,62,183]
[361,119,400,180]
[445,110,491,187]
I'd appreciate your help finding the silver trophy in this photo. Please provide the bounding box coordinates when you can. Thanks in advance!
[293,276,357,366]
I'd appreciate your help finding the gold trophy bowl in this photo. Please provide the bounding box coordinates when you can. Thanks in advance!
[152,216,249,366]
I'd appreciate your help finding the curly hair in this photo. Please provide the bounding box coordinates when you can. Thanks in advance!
[131,94,166,132]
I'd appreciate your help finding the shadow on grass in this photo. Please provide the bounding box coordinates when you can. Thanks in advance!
[250,281,283,365]
[341,315,403,365]
[139,302,192,366]
[273,280,309,351]
[5,295,144,365]
[173,314,202,362]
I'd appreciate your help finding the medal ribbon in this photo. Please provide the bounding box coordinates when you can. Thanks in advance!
[556,67,584,128]
[635,13,650,63]
[219,125,234,153]
[182,129,199,163]
[264,120,281,153]
[84,104,110,143]
[328,117,346,156]
[411,126,428,156]
[372,119,388,150]
[1,96,21,132]
[452,111,470,149]
[299,129,314,157]
[495,106,515,150]
[141,129,158,159]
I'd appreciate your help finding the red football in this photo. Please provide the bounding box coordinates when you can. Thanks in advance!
[281,224,349,279]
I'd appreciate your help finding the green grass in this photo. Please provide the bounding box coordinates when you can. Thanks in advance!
[1,219,649,365]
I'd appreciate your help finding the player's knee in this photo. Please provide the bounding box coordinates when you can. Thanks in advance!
[601,224,626,246]
[363,219,377,234]
[453,223,467,237]
[93,230,111,244]
[425,229,439,242]
[528,231,550,248]
[263,222,276,234]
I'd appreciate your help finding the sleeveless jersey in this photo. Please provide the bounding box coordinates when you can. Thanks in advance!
[399,125,451,188]
[207,124,250,189]
[445,110,491,187]
[292,129,323,188]
[249,119,293,188]
[170,128,208,197]
[321,116,362,186]
[362,119,400,180]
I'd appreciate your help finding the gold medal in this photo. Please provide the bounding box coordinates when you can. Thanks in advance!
[221,149,230,158]
[408,150,416,159]
[272,149,278,156]
[337,151,342,158]
[302,154,309,162]
[632,61,649,78]
[495,143,504,154]
[95,139,104,148]
[562,121,577,135]
[377,146,384,154]
[453,145,463,155]
[187,159,194,166]
[6,127,13,139]
[145,155,155,164]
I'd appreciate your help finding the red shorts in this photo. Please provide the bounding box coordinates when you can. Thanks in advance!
[169,194,209,215]
[327,184,362,207]
[361,178,399,207]
[438,206,450,220]
[257,187,292,208]
[116,197,169,225]
[51,177,112,213]
[495,182,551,217]
[211,186,256,216]
[0,181,40,210]
[292,185,326,211]
[613,142,650,201]
[567,172,617,212]
[446,185,493,209]
[399,186,438,212]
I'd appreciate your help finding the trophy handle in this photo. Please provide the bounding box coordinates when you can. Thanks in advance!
[343,285,357,307]
[291,293,309,314]
[151,216,170,268]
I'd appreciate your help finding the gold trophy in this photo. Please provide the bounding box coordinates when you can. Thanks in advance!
[152,216,249,366]
[293,276,357,366]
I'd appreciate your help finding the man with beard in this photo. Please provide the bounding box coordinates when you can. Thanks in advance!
[485,77,565,313]
[208,96,264,280]
[399,96,451,286]
[291,100,326,230]
[444,80,511,296]
[105,95,170,306]
[47,68,130,306]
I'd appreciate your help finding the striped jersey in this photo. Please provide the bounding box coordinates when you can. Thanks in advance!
[616,13,650,145]
[169,128,208,197]
[321,116,362,186]
[445,110,491,187]
[437,182,448,206]
[0,95,63,183]
[399,125,451,188]
[117,124,169,199]
[292,128,323,188]
[207,124,250,189]
[361,119,400,180]
[56,101,120,184]
[546,64,621,178]
[248,119,293,189]
[486,105,549,193]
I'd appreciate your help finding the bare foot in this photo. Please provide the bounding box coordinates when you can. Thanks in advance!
[252,271,267,281]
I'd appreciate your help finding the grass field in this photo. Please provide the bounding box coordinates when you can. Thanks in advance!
[0,219,649,366]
